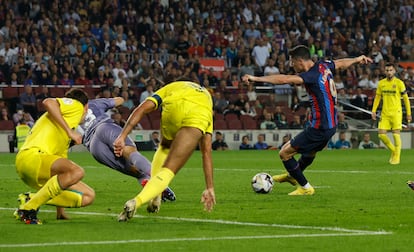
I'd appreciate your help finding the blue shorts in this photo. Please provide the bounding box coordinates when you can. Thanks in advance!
[290,127,336,155]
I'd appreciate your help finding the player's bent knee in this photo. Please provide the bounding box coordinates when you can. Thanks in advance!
[81,188,95,207]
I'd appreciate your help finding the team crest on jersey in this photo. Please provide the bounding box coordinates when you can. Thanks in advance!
[62,98,74,104]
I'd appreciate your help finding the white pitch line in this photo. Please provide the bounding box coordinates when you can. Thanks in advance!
[0,232,390,248]
[1,163,414,175]
[0,207,391,236]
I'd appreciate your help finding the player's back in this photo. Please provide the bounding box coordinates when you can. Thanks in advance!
[21,98,84,156]
[81,98,115,148]
[153,81,213,111]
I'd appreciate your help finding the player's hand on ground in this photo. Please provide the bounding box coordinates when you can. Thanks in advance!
[201,188,216,212]
[68,130,83,145]
[113,137,125,157]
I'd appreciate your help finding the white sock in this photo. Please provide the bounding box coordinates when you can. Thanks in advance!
[302,183,312,189]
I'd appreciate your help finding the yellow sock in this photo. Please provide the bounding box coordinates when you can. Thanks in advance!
[151,146,169,177]
[135,168,175,207]
[23,175,62,210]
[378,134,395,152]
[46,190,82,208]
[393,133,401,158]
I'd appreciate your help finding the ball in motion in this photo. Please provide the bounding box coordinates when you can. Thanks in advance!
[251,172,274,194]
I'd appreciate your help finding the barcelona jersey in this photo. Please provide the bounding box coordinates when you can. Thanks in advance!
[299,60,337,129]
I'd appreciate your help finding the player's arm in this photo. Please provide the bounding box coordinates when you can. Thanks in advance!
[371,87,382,121]
[402,92,412,122]
[43,98,82,144]
[334,55,372,70]
[113,99,156,156]
[242,74,304,85]
[199,133,216,212]
[113,97,125,107]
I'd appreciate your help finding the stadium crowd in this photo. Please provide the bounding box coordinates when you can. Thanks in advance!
[0,0,414,130]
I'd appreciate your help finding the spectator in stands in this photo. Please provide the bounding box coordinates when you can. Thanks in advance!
[75,69,92,86]
[14,118,31,152]
[139,84,154,104]
[240,102,257,118]
[337,112,349,130]
[334,132,351,149]
[121,90,134,110]
[213,91,229,114]
[238,56,255,80]
[60,72,74,86]
[278,134,292,149]
[289,115,303,129]
[276,113,289,129]
[19,85,37,119]
[350,87,369,119]
[223,103,241,117]
[246,84,257,102]
[254,134,270,150]
[1,107,11,121]
[239,135,253,150]
[358,133,379,149]
[260,112,277,130]
[33,62,50,85]
[212,131,229,151]
[22,112,35,128]
[150,131,160,151]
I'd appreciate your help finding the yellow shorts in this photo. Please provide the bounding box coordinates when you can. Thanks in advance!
[160,100,212,140]
[378,113,402,130]
[15,148,61,189]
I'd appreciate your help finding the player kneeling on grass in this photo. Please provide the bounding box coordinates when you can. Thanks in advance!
[14,89,95,224]
[113,80,216,221]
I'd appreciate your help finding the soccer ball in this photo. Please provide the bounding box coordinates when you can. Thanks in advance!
[251,172,274,194]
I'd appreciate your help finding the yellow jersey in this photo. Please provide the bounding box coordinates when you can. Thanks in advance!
[147,81,214,135]
[375,77,407,116]
[20,98,85,157]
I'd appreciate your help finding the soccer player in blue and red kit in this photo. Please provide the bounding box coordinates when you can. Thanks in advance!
[243,45,372,195]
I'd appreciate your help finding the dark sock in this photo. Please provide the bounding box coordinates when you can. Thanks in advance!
[298,155,315,171]
[283,158,308,186]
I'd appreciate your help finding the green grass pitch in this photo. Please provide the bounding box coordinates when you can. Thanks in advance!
[1,149,414,251]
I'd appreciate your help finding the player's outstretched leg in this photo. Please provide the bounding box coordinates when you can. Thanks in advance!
[272,173,298,186]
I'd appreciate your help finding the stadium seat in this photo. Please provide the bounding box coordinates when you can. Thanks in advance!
[117,106,131,121]
[2,87,19,99]
[224,113,238,121]
[148,110,161,121]
[0,120,15,130]
[150,118,161,129]
[139,115,152,130]
[36,100,45,114]
[214,113,225,121]
[241,116,258,130]
[227,119,242,129]
[49,87,66,97]
[213,119,228,130]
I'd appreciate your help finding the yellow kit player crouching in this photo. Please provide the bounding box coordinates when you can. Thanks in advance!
[15,89,95,224]
[371,63,412,165]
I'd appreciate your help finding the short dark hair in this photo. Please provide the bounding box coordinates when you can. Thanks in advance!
[289,45,311,60]
[65,88,89,106]
[385,62,395,69]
